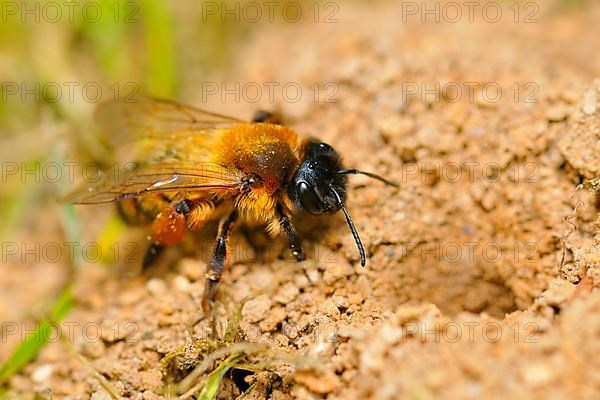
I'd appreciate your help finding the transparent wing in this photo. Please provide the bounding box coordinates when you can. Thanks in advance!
[68,97,247,204]
[95,96,245,148]
[67,162,242,204]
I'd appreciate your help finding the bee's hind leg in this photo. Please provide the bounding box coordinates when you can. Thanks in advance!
[202,210,239,312]
[144,199,194,268]
[143,243,164,268]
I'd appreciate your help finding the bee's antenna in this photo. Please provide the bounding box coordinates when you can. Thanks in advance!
[337,169,399,188]
[330,188,366,267]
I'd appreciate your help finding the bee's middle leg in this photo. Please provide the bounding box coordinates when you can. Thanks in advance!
[202,210,238,311]
[276,204,305,262]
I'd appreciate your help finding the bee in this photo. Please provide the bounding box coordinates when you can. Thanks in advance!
[69,98,397,310]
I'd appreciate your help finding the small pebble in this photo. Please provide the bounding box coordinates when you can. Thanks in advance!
[274,282,300,303]
[582,89,597,115]
[31,363,53,383]
[146,278,167,296]
[173,275,191,292]
[306,268,321,284]
[242,295,272,323]
[522,363,554,386]
[546,104,569,122]
[178,259,205,281]
[90,390,112,400]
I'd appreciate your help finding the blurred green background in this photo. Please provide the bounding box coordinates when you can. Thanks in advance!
[0,0,322,244]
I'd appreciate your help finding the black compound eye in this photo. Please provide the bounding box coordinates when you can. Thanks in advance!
[318,142,332,151]
[297,181,323,215]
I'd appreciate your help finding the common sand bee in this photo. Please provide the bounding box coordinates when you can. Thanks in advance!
[70,98,397,309]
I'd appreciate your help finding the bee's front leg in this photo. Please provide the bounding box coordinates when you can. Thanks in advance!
[276,204,305,262]
[202,210,239,311]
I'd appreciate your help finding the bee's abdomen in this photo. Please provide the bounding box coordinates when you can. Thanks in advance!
[115,194,171,225]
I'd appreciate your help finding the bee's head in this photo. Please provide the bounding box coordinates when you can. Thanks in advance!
[288,139,399,267]
[288,140,347,216]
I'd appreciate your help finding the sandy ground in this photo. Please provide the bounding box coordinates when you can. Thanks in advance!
[2,1,600,398]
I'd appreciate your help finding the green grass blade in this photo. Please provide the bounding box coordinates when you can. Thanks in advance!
[0,287,74,384]
[59,204,85,268]
[140,0,177,97]
[197,354,244,400]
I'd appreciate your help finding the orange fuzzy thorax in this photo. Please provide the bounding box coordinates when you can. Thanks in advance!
[212,123,300,194]
[208,123,301,223]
